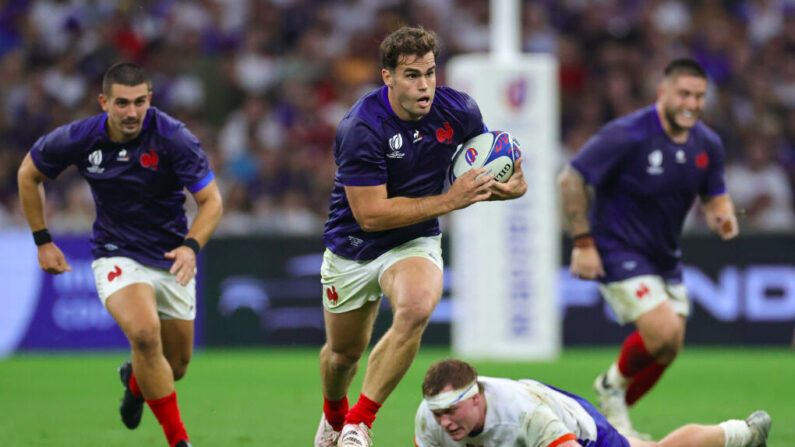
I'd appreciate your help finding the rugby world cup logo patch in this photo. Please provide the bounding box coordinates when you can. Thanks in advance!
[387,133,405,159]
[464,147,478,166]
[87,149,104,173]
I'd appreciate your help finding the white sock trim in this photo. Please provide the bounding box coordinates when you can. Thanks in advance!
[606,362,630,389]
[720,419,750,447]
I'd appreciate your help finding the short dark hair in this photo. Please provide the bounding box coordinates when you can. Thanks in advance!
[380,26,439,71]
[663,58,707,80]
[102,62,152,96]
[422,359,479,397]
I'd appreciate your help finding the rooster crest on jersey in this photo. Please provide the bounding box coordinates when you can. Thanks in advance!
[449,131,521,184]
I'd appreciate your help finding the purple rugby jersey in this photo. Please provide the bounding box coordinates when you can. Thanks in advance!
[323,85,486,260]
[30,107,214,269]
[570,105,727,283]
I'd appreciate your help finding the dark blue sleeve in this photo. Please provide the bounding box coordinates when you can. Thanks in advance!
[569,122,636,187]
[29,123,81,179]
[168,125,213,193]
[335,117,386,187]
[700,131,727,197]
[462,92,487,139]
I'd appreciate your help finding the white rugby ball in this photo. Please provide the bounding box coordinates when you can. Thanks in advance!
[449,131,521,183]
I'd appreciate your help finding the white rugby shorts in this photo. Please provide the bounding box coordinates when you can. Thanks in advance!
[92,256,196,320]
[320,235,443,313]
[598,275,689,324]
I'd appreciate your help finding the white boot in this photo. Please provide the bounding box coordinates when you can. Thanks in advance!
[745,410,771,447]
[338,422,373,447]
[314,414,340,447]
[593,372,650,440]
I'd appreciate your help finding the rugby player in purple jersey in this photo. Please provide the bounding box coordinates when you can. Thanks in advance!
[558,59,738,438]
[17,63,222,447]
[314,26,527,447]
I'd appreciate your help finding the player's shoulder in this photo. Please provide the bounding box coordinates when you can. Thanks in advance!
[692,121,724,150]
[344,87,391,124]
[433,86,479,114]
[337,87,390,136]
[52,113,106,144]
[148,107,189,139]
[602,105,657,143]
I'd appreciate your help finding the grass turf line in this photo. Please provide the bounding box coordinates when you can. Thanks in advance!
[0,347,791,446]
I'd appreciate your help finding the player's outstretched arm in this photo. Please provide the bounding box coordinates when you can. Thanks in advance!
[165,178,223,286]
[487,157,527,201]
[701,193,739,240]
[17,153,72,274]
[345,168,494,232]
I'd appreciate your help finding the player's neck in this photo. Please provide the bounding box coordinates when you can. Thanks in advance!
[106,123,141,143]
[655,103,689,144]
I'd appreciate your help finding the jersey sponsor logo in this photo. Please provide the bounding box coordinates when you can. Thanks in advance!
[676,149,686,163]
[348,235,363,247]
[87,149,105,173]
[646,149,663,175]
[695,151,709,169]
[635,283,650,299]
[325,285,339,304]
[140,149,159,170]
[107,265,122,282]
[387,133,405,159]
[436,122,453,144]
[116,149,130,162]
[412,129,423,143]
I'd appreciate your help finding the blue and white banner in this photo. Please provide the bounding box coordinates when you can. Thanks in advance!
[447,54,561,361]
[0,231,204,356]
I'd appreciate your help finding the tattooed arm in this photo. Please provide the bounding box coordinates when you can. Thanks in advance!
[557,164,605,280]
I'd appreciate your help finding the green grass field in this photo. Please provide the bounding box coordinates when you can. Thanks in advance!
[0,347,792,446]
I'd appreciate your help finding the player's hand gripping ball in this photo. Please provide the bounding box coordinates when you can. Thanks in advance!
[449,131,521,183]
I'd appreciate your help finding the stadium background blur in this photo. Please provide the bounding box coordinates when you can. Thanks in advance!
[0,1,793,445]
[0,0,793,232]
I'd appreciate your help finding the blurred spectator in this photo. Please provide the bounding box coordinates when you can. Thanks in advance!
[726,126,795,231]
[0,0,792,235]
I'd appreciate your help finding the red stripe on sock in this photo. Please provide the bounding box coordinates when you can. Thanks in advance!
[625,361,668,406]
[324,396,349,432]
[146,391,189,447]
[617,331,655,378]
[129,371,142,399]
[344,393,382,428]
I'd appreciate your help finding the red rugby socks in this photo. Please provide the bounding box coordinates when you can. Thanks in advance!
[615,330,671,405]
[324,395,349,432]
[626,361,668,406]
[147,391,189,447]
[129,371,143,399]
[617,331,655,377]
[345,393,382,428]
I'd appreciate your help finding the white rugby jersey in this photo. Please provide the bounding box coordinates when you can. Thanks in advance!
[414,376,597,447]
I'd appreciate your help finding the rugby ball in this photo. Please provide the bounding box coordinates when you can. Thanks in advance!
[449,131,521,184]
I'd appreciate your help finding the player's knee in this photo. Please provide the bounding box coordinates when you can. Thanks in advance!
[329,349,362,369]
[128,326,162,354]
[645,326,682,359]
[171,359,190,381]
[393,299,435,332]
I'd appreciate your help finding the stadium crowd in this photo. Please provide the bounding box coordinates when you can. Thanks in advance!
[0,0,792,234]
